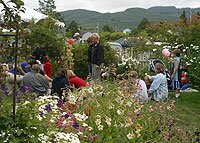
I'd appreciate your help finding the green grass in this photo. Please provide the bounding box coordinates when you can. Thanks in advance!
[169,92,200,131]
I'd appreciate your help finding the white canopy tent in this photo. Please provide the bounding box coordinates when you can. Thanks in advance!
[0,2,65,27]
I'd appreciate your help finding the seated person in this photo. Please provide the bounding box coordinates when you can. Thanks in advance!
[128,71,148,103]
[30,48,47,64]
[145,63,168,101]
[9,61,31,75]
[181,71,190,91]
[67,70,86,89]
[22,64,49,96]
[52,68,70,98]
[6,62,31,84]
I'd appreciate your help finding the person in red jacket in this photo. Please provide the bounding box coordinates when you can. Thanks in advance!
[43,56,52,78]
[67,70,86,89]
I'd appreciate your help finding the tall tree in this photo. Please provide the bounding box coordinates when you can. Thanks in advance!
[180,10,187,26]
[102,24,114,32]
[38,0,61,20]
[137,18,150,30]
[66,20,80,37]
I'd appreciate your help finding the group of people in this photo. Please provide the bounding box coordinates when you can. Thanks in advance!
[0,31,191,103]
[1,46,87,98]
[126,49,185,103]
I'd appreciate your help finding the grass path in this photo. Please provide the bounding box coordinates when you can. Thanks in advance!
[169,92,200,131]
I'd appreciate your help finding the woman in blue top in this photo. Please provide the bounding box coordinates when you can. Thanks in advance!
[146,63,168,102]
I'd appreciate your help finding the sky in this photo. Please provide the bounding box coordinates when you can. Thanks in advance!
[24,0,200,13]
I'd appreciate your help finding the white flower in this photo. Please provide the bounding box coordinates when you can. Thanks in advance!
[73,113,88,122]
[82,123,88,127]
[105,116,112,126]
[183,49,186,52]
[186,47,189,49]
[98,125,103,130]
[117,109,122,115]
[152,49,157,52]
[127,133,134,140]
[95,119,101,126]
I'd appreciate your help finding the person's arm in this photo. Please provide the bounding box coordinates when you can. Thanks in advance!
[171,60,179,80]
[17,64,26,75]
[149,74,163,93]
[96,45,104,66]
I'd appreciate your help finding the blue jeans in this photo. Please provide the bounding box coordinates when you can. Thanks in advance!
[181,83,190,90]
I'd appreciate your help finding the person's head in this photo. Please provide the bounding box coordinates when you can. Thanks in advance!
[128,71,138,79]
[43,55,50,62]
[155,63,165,74]
[67,70,76,78]
[31,64,41,73]
[172,49,181,57]
[73,32,80,40]
[90,33,100,45]
[58,68,68,77]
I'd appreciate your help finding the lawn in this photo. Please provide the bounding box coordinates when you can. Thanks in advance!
[169,92,200,133]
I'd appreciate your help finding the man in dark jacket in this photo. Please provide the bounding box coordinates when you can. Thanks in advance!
[90,33,104,80]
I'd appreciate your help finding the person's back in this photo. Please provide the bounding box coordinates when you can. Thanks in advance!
[52,68,70,98]
[147,63,168,101]
[128,71,148,103]
[70,76,86,88]
[23,64,49,96]
[134,79,148,103]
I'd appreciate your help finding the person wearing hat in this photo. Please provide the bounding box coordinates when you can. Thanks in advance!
[73,32,82,44]
[22,64,49,96]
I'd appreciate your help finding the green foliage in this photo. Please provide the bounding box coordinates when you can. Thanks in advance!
[100,32,129,43]
[137,18,150,30]
[25,19,65,61]
[66,20,80,37]
[60,7,200,30]
[72,42,119,79]
[102,24,114,32]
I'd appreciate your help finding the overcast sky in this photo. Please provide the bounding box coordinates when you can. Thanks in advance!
[24,0,200,13]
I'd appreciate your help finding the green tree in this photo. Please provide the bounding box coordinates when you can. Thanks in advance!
[66,20,80,37]
[137,18,150,30]
[102,24,114,32]
[38,0,63,20]
[180,10,187,26]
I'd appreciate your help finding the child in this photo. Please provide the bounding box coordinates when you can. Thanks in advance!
[171,49,181,98]
[146,63,168,101]
[128,71,148,103]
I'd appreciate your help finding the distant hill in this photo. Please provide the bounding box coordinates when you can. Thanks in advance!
[60,6,200,31]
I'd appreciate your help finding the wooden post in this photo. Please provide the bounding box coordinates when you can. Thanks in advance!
[13,29,18,117]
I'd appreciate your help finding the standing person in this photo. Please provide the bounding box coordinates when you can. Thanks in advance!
[43,56,52,78]
[22,64,49,96]
[67,70,86,89]
[146,63,168,101]
[52,68,70,98]
[90,33,104,80]
[171,49,182,98]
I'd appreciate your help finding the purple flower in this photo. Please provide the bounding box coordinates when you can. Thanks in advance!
[137,113,142,117]
[45,104,52,112]
[65,114,70,119]
[57,99,63,107]
[19,85,26,93]
[131,117,137,122]
[72,122,79,129]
